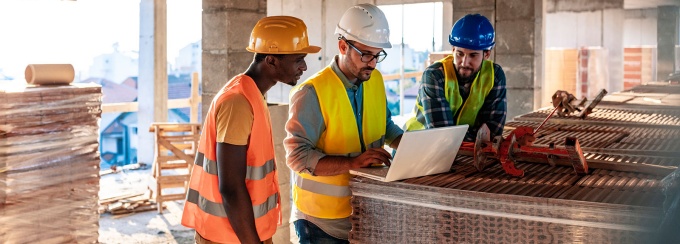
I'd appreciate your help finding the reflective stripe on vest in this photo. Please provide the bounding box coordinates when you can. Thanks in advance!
[181,74,281,243]
[405,56,494,131]
[186,188,279,219]
[293,173,352,197]
[195,152,275,180]
[289,66,386,219]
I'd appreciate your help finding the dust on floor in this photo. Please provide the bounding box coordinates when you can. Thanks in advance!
[99,167,194,244]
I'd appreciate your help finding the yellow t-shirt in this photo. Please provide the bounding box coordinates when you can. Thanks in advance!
[215,93,253,145]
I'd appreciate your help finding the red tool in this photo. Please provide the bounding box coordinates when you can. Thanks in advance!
[460,104,589,177]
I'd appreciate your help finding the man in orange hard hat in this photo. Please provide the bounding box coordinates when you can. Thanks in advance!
[181,16,320,244]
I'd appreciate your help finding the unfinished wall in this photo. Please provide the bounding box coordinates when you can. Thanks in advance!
[545,0,624,103]
[657,5,679,80]
[494,0,546,118]
[624,8,658,47]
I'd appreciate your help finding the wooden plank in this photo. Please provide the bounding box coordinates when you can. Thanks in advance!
[159,162,189,169]
[102,98,195,113]
[149,123,201,132]
[190,72,200,123]
[156,137,194,163]
[160,193,186,201]
[167,98,191,109]
[382,71,423,81]
[160,143,194,151]
[99,192,145,205]
[160,134,200,142]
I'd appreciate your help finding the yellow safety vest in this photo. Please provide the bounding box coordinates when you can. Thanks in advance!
[405,55,494,131]
[290,66,386,219]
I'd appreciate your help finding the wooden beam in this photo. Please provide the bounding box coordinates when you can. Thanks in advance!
[101,75,201,114]
[101,102,139,113]
[102,98,192,113]
[153,0,168,121]
[190,72,200,123]
[382,71,424,82]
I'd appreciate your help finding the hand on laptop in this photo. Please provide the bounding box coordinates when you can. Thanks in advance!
[351,147,393,168]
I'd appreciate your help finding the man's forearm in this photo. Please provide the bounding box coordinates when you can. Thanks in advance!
[312,156,354,176]
[221,185,261,244]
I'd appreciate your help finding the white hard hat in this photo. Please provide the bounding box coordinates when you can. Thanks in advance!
[334,4,392,49]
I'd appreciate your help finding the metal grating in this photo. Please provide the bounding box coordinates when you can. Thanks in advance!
[504,121,680,155]
[514,107,680,127]
[402,156,667,207]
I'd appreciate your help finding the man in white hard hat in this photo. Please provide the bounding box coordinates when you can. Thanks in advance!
[284,4,403,243]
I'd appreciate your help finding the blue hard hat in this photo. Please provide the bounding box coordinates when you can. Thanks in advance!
[449,14,495,50]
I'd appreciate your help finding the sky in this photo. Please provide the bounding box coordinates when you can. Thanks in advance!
[0,1,442,81]
[0,0,201,81]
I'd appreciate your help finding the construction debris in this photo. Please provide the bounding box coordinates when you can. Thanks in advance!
[98,193,164,216]
[100,162,150,176]
[0,83,102,243]
[551,89,607,118]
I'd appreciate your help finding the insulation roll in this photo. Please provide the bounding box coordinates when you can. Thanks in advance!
[24,64,75,85]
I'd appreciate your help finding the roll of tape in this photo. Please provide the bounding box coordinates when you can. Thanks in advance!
[25,64,75,85]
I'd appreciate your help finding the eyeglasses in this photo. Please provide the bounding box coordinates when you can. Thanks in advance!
[343,38,387,63]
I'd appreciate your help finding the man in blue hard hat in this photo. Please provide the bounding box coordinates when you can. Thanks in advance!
[404,14,507,141]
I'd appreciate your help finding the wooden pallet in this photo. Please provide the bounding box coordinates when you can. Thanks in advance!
[148,123,201,213]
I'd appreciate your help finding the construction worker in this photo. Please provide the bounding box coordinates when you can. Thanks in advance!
[284,4,403,243]
[181,16,320,244]
[404,14,507,141]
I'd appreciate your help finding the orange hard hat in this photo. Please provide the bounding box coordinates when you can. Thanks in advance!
[246,16,321,54]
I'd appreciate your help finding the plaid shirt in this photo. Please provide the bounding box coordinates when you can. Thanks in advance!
[413,61,507,141]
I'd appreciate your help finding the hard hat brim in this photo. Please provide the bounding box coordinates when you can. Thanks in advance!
[245,45,321,54]
[449,40,495,51]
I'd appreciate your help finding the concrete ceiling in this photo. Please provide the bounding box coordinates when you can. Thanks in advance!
[625,0,680,9]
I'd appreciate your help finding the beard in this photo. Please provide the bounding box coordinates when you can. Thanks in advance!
[356,67,374,82]
[455,65,481,83]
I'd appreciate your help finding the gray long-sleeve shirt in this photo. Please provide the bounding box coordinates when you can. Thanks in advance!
[284,56,403,239]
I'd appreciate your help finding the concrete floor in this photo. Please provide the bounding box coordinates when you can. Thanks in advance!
[98,168,193,244]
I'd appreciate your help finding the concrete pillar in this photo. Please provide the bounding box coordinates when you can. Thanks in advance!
[268,104,293,244]
[441,1,454,52]
[495,0,545,119]
[201,0,266,118]
[657,5,679,80]
[265,0,326,104]
[138,0,168,164]
[604,8,624,93]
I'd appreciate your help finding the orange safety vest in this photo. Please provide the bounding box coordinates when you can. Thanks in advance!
[182,74,281,244]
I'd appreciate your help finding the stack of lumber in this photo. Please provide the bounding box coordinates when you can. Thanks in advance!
[98,193,163,217]
[0,83,101,243]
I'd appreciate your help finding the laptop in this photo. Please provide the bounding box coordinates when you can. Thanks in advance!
[349,124,468,182]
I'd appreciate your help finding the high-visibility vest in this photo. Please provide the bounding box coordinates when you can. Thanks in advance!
[404,55,495,131]
[182,74,281,243]
[290,66,386,219]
